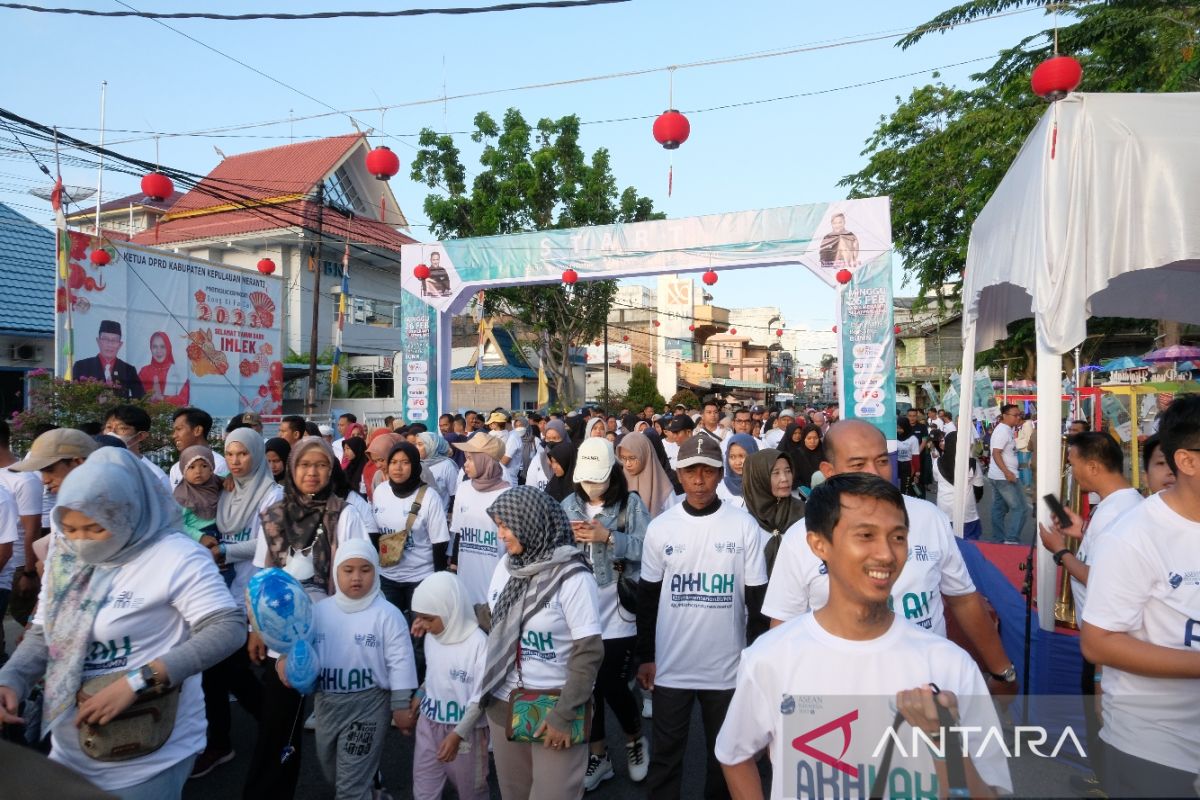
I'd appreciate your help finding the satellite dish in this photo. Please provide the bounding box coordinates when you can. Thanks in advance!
[29,185,96,205]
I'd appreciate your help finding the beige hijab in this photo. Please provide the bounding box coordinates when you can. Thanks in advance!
[619,432,675,517]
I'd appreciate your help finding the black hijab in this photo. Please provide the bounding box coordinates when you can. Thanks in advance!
[386,441,424,498]
[342,436,369,492]
[544,440,578,502]
[264,437,291,485]
[788,424,826,490]
[937,431,975,485]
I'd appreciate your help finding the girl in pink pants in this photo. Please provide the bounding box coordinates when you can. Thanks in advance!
[409,572,491,800]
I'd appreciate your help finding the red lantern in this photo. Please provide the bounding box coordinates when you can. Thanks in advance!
[729,328,737,335]
[141,171,174,202]
[623,335,629,342]
[832,325,838,333]
[1031,55,1082,101]
[256,257,276,275]
[562,269,578,285]
[365,146,400,180]
[702,270,718,286]
[413,263,430,281]
[776,329,783,337]
[652,109,690,150]
[894,324,902,335]
[688,324,695,332]
[836,268,852,285]
[89,248,110,267]
[652,319,661,327]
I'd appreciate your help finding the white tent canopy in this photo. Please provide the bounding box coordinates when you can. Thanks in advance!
[953,92,1200,629]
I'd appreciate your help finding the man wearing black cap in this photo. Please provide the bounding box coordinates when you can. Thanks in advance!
[72,320,144,398]
[662,414,694,470]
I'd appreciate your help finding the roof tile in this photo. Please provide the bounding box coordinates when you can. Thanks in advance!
[0,203,55,337]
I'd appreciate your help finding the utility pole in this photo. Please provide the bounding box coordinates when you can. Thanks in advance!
[305,185,325,416]
[603,317,610,407]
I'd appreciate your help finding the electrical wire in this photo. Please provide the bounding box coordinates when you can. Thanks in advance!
[0,0,629,20]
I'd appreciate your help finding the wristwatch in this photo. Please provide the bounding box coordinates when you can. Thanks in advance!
[125,665,159,696]
[1052,548,1071,566]
[988,664,1017,683]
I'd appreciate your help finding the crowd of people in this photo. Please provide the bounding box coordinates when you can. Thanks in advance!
[0,392,1194,799]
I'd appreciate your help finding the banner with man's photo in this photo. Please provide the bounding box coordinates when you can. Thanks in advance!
[55,233,284,417]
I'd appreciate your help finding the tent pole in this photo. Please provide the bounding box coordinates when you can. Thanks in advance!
[1035,333,1063,632]
[952,317,976,536]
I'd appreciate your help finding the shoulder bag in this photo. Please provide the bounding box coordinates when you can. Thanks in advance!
[378,485,427,568]
[506,636,592,745]
[76,672,181,762]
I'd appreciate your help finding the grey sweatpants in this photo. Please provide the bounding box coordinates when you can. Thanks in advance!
[314,688,391,800]
[485,700,587,800]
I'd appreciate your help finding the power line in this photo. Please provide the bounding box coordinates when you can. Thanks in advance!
[0,0,629,20]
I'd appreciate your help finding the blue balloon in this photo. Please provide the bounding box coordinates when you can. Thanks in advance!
[286,638,320,695]
[246,568,313,652]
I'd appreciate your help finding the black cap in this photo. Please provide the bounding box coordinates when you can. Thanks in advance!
[665,415,695,433]
[98,319,122,337]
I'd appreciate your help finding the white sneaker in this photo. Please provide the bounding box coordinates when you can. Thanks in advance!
[583,752,614,791]
[641,692,653,719]
[303,712,317,731]
[626,736,649,783]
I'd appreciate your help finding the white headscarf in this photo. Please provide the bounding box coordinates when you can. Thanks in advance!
[216,427,277,536]
[332,538,381,613]
[411,571,480,645]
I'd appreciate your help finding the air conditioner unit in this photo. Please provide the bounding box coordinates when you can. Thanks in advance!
[9,344,38,362]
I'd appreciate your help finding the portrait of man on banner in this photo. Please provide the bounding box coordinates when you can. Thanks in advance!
[819,212,861,269]
[72,319,145,398]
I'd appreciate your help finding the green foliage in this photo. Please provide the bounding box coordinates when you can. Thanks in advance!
[10,373,179,455]
[285,348,336,365]
[594,387,625,414]
[668,388,700,410]
[411,108,664,408]
[624,364,666,412]
[843,0,1200,307]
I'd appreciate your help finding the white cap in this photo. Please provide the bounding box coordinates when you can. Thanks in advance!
[318,424,334,436]
[573,437,616,483]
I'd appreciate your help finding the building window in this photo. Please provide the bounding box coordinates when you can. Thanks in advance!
[725,348,733,359]
[332,294,401,328]
[323,167,364,216]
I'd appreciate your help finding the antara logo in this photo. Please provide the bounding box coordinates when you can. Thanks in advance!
[792,709,860,778]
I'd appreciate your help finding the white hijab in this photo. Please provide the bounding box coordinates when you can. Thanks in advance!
[332,538,381,613]
[411,571,480,645]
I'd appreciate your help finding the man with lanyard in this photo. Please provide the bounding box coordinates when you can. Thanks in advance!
[1038,431,1142,791]
[697,399,725,446]
[986,404,1028,544]
[637,434,767,800]
[716,474,1011,799]
[1081,394,1200,798]
[764,420,1019,695]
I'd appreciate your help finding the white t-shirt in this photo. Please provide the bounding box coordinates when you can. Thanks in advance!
[662,440,680,470]
[451,483,509,606]
[423,458,462,503]
[763,496,975,636]
[1083,493,1200,772]
[251,494,369,592]
[1070,487,1143,616]
[311,594,418,694]
[486,560,601,698]
[716,481,747,510]
[524,454,551,493]
[986,423,1018,479]
[226,484,284,604]
[640,500,768,690]
[138,455,171,492]
[0,470,40,590]
[331,437,345,462]
[931,457,982,526]
[35,534,236,791]
[500,430,523,488]
[583,501,637,640]
[168,451,229,490]
[714,614,1012,798]
[762,428,786,449]
[372,485,450,583]
[345,490,379,534]
[421,629,489,727]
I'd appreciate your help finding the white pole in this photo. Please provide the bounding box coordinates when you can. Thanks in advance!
[95,81,106,238]
[1073,344,1082,422]
[1035,333,1064,631]
[952,317,977,536]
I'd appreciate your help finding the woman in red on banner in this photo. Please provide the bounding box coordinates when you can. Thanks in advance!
[139,331,189,405]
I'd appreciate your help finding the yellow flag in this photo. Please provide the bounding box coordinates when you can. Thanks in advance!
[537,363,549,407]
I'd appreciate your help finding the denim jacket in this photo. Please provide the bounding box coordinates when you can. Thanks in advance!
[560,491,649,588]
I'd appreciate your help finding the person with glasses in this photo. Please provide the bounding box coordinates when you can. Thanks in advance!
[986,404,1028,544]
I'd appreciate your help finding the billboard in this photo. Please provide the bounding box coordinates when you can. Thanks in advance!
[56,234,284,417]
[394,288,440,424]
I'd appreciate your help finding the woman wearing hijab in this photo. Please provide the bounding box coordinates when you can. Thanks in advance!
[174,445,223,545]
[216,427,283,604]
[560,439,650,789]
[787,424,825,493]
[716,433,758,509]
[263,437,291,485]
[525,419,567,492]
[544,439,579,504]
[448,439,511,607]
[741,449,805,577]
[0,448,243,797]
[366,432,405,501]
[409,572,491,800]
[643,429,683,495]
[617,432,676,518]
[341,437,369,497]
[583,417,606,440]
[244,437,371,798]
[416,431,460,504]
[933,431,984,540]
[361,428,391,494]
[138,330,188,405]
[466,487,602,800]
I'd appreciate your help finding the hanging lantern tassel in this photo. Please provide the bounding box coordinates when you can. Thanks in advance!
[668,160,673,198]
[1051,104,1059,160]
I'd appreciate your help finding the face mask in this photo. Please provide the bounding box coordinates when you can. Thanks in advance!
[63,534,125,564]
[581,479,609,500]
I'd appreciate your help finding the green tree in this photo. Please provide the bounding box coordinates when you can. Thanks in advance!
[668,388,700,410]
[624,363,667,412]
[411,109,664,408]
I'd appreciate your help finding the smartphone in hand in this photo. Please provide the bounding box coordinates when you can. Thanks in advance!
[1042,494,1072,529]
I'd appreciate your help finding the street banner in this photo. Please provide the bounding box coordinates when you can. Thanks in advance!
[394,288,439,424]
[55,234,283,416]
[837,250,897,441]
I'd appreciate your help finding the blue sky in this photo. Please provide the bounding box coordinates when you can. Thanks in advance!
[0,0,1050,331]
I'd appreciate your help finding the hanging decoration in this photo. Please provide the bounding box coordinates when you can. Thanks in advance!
[365,145,400,181]
[652,319,661,327]
[832,325,838,333]
[1031,11,1082,160]
[256,257,276,275]
[622,335,629,341]
[836,268,853,285]
[776,329,783,337]
[729,328,737,335]
[561,268,578,285]
[652,67,690,196]
[141,172,173,203]
[413,263,430,280]
[894,324,902,335]
[702,270,718,286]
[89,246,110,267]
[688,324,695,332]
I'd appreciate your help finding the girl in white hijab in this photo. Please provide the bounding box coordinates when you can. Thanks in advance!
[280,539,418,800]
[408,572,491,800]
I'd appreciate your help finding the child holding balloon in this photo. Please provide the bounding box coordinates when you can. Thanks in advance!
[277,540,419,797]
